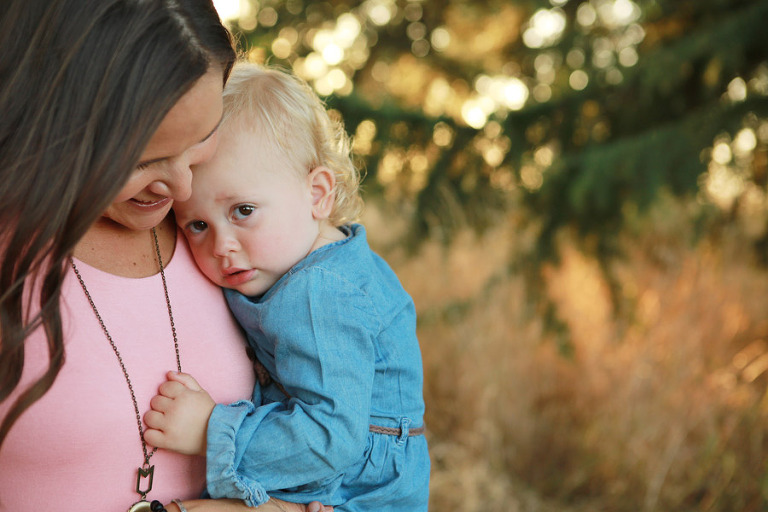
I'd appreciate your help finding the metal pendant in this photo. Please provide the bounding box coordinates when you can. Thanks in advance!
[128,500,152,512]
[129,464,155,512]
[136,464,155,496]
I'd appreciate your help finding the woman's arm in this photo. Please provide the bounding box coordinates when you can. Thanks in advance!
[167,498,332,512]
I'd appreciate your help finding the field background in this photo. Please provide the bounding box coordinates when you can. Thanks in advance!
[365,198,768,511]
[213,0,768,509]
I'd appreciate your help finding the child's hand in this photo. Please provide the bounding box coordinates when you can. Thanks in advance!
[144,371,215,457]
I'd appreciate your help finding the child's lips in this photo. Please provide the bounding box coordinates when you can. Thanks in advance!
[223,268,256,286]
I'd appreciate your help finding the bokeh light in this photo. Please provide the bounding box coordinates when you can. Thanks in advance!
[569,69,589,90]
[363,0,395,26]
[212,0,241,21]
[430,27,451,51]
[523,8,567,49]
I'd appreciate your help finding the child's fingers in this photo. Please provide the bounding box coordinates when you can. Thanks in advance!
[158,379,190,398]
[144,409,165,430]
[167,371,203,391]
[143,426,165,449]
[149,393,174,413]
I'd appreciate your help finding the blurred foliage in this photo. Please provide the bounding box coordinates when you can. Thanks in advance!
[221,0,768,333]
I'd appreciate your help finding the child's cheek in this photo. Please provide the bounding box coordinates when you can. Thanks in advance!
[190,245,218,284]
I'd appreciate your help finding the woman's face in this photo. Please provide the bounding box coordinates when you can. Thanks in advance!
[102,67,224,232]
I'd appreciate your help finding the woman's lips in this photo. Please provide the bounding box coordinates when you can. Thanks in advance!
[129,197,171,211]
[223,269,256,287]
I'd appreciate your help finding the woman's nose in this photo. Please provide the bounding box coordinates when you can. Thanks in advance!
[147,134,218,200]
[148,161,193,201]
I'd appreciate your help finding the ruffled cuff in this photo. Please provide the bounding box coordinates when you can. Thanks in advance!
[206,402,270,507]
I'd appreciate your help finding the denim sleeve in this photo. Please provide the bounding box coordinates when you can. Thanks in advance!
[206,269,378,504]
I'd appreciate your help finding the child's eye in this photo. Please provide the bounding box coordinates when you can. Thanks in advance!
[187,220,208,233]
[233,204,255,220]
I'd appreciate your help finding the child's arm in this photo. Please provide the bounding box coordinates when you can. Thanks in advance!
[205,273,378,505]
[144,371,216,456]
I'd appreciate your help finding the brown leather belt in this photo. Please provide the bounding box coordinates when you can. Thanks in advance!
[369,424,426,436]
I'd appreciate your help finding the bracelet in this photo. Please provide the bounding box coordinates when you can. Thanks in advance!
[172,499,189,512]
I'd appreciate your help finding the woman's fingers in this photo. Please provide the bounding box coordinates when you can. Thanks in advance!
[305,501,333,512]
[163,498,333,512]
[268,499,333,512]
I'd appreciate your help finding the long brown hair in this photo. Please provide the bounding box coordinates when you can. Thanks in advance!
[0,0,236,448]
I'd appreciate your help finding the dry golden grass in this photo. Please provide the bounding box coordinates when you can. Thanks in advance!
[364,203,768,512]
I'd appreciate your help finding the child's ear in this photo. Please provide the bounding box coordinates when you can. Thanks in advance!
[307,166,336,220]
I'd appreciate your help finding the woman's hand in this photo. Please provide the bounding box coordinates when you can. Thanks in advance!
[166,498,333,512]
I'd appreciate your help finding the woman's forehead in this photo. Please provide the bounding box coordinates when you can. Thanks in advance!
[141,69,224,162]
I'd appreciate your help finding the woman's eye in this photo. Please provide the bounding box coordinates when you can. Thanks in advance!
[233,204,255,220]
[187,220,208,233]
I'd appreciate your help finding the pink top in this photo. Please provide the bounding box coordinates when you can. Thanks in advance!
[0,235,255,509]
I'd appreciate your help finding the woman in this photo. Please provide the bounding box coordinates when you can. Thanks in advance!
[0,1,330,511]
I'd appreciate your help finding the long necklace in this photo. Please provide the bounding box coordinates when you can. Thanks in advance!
[70,227,181,512]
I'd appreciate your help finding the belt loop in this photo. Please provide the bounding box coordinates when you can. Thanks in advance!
[397,417,411,445]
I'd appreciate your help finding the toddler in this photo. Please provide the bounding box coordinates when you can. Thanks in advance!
[144,62,430,511]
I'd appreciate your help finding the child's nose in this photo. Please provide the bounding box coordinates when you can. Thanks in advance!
[213,232,239,256]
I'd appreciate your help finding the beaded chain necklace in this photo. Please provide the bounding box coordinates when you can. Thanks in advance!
[70,227,181,512]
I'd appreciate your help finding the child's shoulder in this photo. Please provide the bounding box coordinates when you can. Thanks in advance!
[309,224,380,272]
[313,225,412,307]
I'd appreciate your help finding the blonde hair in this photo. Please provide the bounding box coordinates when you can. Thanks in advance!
[221,61,363,226]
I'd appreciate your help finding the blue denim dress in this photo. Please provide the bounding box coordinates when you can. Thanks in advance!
[205,224,430,511]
